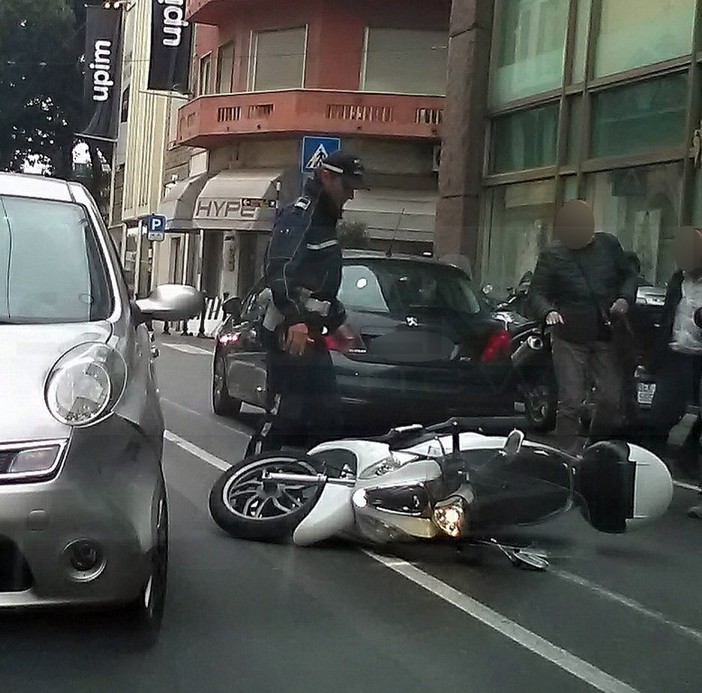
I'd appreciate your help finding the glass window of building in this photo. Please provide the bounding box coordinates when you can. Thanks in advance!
[484,180,555,291]
[490,0,569,106]
[590,74,688,159]
[492,103,559,173]
[693,169,702,227]
[361,29,448,95]
[571,0,591,84]
[198,54,212,96]
[250,27,307,91]
[216,42,235,93]
[593,0,696,78]
[585,163,684,284]
[566,96,582,164]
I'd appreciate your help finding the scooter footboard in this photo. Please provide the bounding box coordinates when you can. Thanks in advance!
[576,441,673,533]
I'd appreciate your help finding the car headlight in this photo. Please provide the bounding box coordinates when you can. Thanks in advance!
[359,452,418,479]
[45,343,127,427]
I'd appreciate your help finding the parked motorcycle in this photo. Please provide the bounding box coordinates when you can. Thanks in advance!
[209,418,673,570]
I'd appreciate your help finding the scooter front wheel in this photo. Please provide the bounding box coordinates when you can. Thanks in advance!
[209,453,327,543]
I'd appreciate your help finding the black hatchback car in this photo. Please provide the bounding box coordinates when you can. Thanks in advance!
[211,251,522,429]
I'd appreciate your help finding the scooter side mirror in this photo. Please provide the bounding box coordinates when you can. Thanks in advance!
[503,430,525,458]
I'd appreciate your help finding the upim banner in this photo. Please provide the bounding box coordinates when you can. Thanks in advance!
[82,6,123,141]
[148,0,193,93]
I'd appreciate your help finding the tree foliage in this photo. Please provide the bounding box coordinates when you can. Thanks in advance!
[0,0,108,208]
[337,221,370,249]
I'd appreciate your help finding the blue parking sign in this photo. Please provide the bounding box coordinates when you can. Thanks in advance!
[301,136,341,174]
[145,214,167,242]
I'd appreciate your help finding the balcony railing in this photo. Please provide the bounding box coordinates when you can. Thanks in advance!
[177,90,444,147]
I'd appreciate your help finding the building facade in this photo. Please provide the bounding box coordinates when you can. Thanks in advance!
[162,0,450,300]
[437,0,702,292]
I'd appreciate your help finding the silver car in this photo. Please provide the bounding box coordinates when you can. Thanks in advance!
[0,173,202,636]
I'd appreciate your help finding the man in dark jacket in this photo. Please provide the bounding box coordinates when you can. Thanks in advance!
[529,200,638,450]
[643,227,702,517]
[245,151,365,457]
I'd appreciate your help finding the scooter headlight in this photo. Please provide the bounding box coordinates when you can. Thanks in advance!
[359,452,418,479]
[45,343,127,427]
[432,497,468,538]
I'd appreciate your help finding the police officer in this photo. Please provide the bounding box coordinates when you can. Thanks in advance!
[245,151,366,456]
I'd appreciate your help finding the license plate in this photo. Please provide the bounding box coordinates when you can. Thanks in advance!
[637,383,656,405]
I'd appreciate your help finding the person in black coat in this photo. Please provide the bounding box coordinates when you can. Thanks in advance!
[529,200,638,451]
[642,227,702,517]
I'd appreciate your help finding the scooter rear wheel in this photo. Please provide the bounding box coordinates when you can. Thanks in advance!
[209,453,327,543]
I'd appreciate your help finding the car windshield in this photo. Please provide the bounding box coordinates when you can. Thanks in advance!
[338,260,483,316]
[0,196,112,324]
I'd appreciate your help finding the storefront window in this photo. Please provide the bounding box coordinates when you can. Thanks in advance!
[484,180,555,292]
[593,0,696,78]
[492,104,559,173]
[490,0,569,106]
[585,163,684,285]
[590,74,688,159]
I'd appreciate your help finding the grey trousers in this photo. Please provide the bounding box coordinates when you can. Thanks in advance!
[551,336,623,448]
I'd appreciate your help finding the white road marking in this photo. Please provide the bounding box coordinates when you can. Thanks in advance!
[162,342,212,356]
[364,550,639,693]
[160,397,250,438]
[674,480,700,492]
[164,430,231,471]
[551,567,702,645]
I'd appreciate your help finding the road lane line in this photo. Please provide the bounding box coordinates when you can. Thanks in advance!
[364,550,639,693]
[164,430,231,471]
[162,342,212,356]
[551,568,702,646]
[674,480,700,492]
[160,397,250,439]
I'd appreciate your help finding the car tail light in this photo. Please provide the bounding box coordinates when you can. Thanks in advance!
[480,329,512,363]
[323,326,366,354]
[218,333,240,346]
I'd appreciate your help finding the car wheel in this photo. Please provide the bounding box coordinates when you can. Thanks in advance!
[209,453,328,543]
[212,352,242,417]
[124,492,168,644]
[524,380,557,432]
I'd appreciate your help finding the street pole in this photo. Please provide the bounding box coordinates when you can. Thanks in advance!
[181,232,191,336]
[198,229,206,338]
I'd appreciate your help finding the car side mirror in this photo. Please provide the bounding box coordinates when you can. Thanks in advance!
[135,284,203,324]
[222,296,242,320]
[502,430,525,459]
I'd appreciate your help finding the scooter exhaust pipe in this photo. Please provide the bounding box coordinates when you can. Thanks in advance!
[511,335,544,369]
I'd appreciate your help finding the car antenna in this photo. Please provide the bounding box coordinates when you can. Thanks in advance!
[386,208,406,258]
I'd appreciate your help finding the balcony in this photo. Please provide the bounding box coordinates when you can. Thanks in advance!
[177,90,444,148]
[186,0,227,24]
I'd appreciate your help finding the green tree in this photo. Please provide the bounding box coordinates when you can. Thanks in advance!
[337,221,370,249]
[0,0,109,211]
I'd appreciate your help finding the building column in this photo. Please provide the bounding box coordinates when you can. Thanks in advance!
[434,0,494,275]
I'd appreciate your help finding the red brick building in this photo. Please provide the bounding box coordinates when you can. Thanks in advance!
[162,0,450,299]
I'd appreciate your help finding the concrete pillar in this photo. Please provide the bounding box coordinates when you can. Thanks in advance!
[434,0,494,274]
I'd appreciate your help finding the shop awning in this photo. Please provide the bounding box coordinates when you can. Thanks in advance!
[342,189,437,243]
[158,173,209,232]
[193,169,283,232]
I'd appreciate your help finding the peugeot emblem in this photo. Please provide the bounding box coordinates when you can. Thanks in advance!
[406,316,419,327]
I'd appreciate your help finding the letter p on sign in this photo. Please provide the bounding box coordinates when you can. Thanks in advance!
[146,214,167,242]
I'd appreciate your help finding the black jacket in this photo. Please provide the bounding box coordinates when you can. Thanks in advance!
[529,233,638,338]
[265,177,346,330]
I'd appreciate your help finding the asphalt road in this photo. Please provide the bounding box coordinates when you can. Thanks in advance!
[1,333,701,693]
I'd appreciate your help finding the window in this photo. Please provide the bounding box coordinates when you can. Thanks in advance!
[590,74,688,159]
[198,54,212,96]
[490,0,569,106]
[571,0,591,84]
[484,180,555,292]
[250,27,306,91]
[216,42,235,93]
[492,103,559,173]
[120,85,130,123]
[566,97,582,164]
[0,197,112,323]
[593,0,696,79]
[338,262,481,317]
[585,163,684,284]
[361,29,448,95]
[692,168,702,228]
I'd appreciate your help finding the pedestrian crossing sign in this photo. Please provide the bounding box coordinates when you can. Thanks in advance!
[301,136,342,173]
